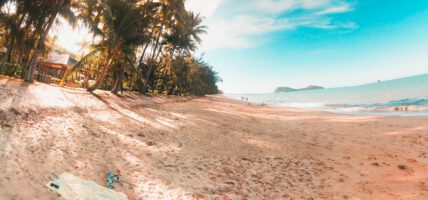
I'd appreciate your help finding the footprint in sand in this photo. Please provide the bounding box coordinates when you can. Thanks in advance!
[368,155,377,161]
[419,182,428,191]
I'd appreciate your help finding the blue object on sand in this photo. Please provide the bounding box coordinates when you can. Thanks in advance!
[106,171,120,189]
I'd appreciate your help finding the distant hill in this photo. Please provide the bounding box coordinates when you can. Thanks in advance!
[274,85,324,93]
[274,87,296,93]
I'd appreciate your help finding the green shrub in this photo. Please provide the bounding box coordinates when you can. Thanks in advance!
[0,62,27,79]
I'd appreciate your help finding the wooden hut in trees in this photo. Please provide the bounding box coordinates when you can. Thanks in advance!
[35,52,77,84]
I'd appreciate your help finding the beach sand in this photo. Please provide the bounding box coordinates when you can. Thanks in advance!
[0,76,428,199]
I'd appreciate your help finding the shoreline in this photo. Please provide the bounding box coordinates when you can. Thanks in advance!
[1,77,428,199]
[225,96,428,117]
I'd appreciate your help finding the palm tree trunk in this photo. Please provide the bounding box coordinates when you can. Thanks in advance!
[24,12,58,82]
[1,27,15,65]
[5,39,14,62]
[83,70,90,88]
[25,19,45,68]
[137,0,156,65]
[139,7,164,93]
[151,27,162,59]
[139,43,150,65]
[138,26,157,65]
[111,66,125,94]
[0,38,12,70]
[142,64,154,93]
[142,28,164,93]
[87,54,113,92]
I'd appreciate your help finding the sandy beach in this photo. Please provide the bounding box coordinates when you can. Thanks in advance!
[0,76,427,199]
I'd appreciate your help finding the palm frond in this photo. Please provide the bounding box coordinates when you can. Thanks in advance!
[62,47,102,79]
[58,6,78,28]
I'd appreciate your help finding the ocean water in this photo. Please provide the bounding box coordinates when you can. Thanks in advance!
[226,74,428,116]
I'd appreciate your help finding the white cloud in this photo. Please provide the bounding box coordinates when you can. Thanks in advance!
[255,0,296,13]
[185,0,355,50]
[185,0,223,16]
[202,15,294,49]
[255,0,331,13]
[316,4,351,15]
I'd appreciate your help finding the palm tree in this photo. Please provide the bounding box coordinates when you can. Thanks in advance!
[1,0,219,96]
[69,0,148,93]
[169,11,206,56]
[0,0,24,64]
[181,12,207,53]
[24,0,77,82]
[138,0,186,93]
[157,11,206,95]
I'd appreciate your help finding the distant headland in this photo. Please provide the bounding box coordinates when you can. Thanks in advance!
[274,85,324,93]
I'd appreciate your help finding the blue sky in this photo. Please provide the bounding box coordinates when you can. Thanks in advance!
[186,0,428,93]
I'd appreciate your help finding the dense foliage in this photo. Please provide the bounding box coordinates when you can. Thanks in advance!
[0,62,26,78]
[0,0,220,96]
